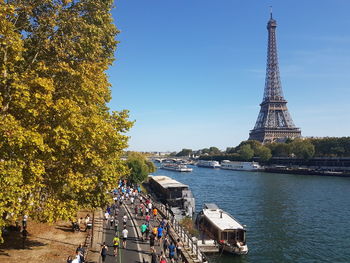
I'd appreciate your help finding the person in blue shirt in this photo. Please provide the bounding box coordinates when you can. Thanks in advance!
[168,242,176,262]
[157,226,163,245]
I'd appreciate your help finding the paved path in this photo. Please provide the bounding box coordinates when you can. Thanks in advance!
[101,198,168,263]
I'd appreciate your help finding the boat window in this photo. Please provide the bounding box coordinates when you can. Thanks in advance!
[221,232,228,240]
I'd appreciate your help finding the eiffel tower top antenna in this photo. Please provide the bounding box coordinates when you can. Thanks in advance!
[270,6,273,19]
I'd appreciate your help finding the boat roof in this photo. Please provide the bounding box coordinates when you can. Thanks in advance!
[203,203,219,210]
[149,175,189,189]
[203,207,244,231]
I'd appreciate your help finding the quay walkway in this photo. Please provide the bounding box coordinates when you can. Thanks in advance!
[87,192,206,263]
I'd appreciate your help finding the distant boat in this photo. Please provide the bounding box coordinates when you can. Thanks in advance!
[220,160,261,171]
[197,160,221,168]
[160,163,193,172]
[196,203,248,255]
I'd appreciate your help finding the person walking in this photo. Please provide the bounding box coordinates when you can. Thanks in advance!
[113,235,120,256]
[168,242,176,263]
[176,238,183,262]
[157,225,163,246]
[159,251,168,263]
[163,236,169,254]
[100,242,108,262]
[122,213,128,226]
[122,226,128,248]
[76,243,85,262]
[150,247,158,263]
[114,218,119,234]
[152,208,158,219]
[110,215,114,229]
[140,222,147,241]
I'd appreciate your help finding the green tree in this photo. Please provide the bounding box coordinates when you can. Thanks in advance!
[256,146,272,162]
[267,143,291,157]
[290,139,315,159]
[238,144,254,160]
[209,147,221,155]
[176,148,192,157]
[0,0,132,239]
[126,152,156,183]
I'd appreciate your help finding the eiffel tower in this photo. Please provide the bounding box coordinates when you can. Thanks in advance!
[249,11,301,143]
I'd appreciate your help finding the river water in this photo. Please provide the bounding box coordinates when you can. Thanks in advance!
[152,166,350,263]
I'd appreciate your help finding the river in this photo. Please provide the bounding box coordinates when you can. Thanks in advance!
[152,166,350,263]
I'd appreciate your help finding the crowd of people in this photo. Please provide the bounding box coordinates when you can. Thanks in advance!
[100,181,185,263]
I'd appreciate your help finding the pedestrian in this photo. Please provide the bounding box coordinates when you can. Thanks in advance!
[110,215,114,229]
[22,214,28,229]
[78,217,83,230]
[159,251,167,263]
[168,242,176,263]
[149,232,156,251]
[122,213,127,226]
[66,255,73,263]
[176,238,183,262]
[163,236,169,253]
[114,219,119,233]
[104,211,109,228]
[150,247,158,263]
[113,235,120,256]
[145,214,151,224]
[134,205,138,218]
[140,223,147,241]
[76,243,85,262]
[100,242,108,262]
[157,225,163,245]
[122,226,128,248]
[153,208,158,219]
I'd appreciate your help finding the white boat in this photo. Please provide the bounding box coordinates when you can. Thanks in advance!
[148,175,195,219]
[196,203,248,255]
[197,160,221,168]
[160,163,193,172]
[220,160,261,171]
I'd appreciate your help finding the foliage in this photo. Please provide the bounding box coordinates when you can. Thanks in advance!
[290,139,315,159]
[255,146,272,162]
[126,152,156,184]
[310,137,350,157]
[237,144,254,160]
[180,216,199,237]
[0,0,132,240]
[266,142,291,157]
[176,148,192,157]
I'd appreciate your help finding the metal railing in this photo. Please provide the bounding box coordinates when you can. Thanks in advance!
[144,194,205,262]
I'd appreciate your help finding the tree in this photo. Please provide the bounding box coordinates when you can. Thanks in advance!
[209,147,221,155]
[176,149,192,157]
[267,143,291,157]
[238,144,254,160]
[290,139,315,159]
[256,146,272,162]
[126,152,156,184]
[0,0,132,239]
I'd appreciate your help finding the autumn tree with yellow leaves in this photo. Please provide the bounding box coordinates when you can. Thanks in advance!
[0,0,132,239]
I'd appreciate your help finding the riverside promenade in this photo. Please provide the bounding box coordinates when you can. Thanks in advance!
[87,192,205,263]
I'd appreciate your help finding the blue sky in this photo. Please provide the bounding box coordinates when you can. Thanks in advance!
[108,0,350,152]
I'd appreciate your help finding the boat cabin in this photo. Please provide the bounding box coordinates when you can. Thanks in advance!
[199,203,247,246]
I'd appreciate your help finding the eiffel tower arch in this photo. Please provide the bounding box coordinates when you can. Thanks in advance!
[249,12,301,143]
